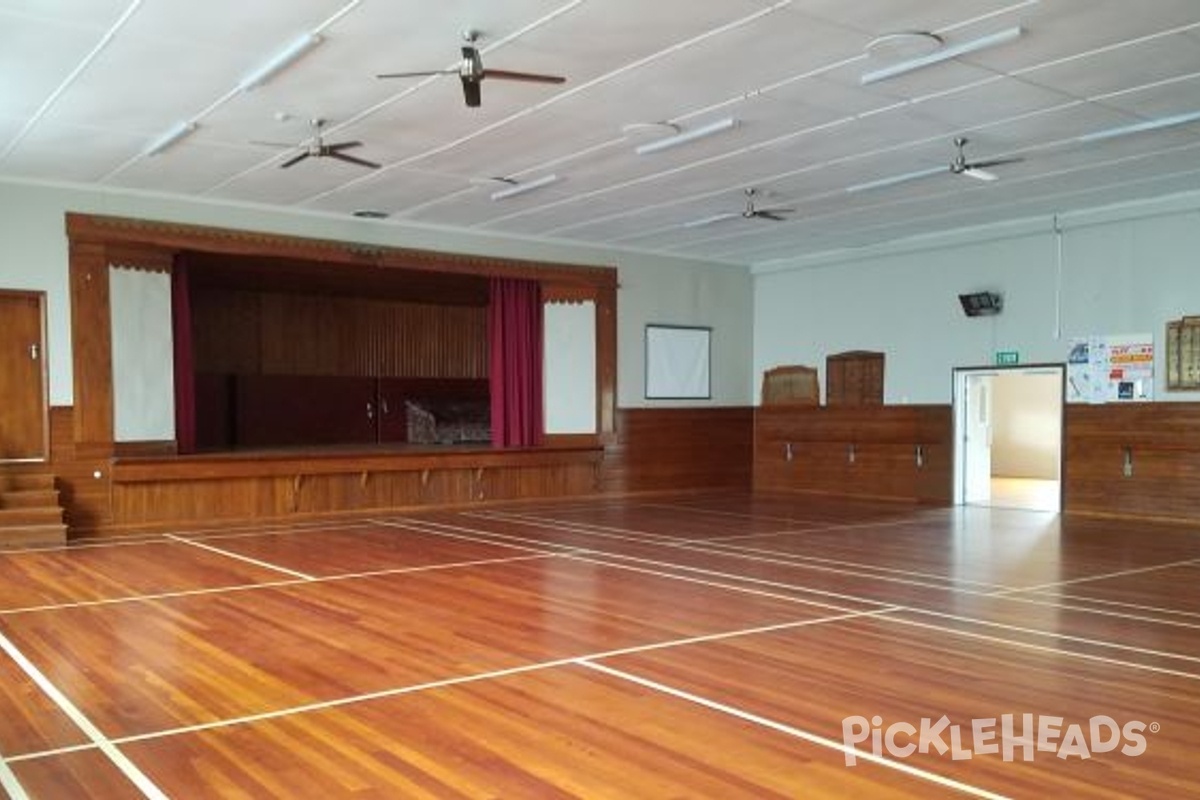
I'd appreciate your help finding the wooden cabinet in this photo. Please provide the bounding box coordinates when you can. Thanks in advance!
[826,351,884,406]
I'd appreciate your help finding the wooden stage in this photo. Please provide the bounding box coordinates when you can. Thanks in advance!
[0,493,1198,798]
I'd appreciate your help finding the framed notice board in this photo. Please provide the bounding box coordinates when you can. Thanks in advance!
[1166,316,1200,390]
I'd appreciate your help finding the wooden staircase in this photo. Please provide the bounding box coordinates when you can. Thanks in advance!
[0,472,67,547]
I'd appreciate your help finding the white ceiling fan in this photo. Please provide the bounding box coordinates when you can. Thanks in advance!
[683,188,796,228]
[847,136,1023,193]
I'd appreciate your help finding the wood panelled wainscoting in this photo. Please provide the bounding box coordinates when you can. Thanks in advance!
[109,448,602,531]
[755,406,953,504]
[1065,402,1200,523]
[602,408,754,494]
[45,406,759,537]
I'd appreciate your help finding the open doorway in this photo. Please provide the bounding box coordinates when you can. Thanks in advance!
[953,365,1064,512]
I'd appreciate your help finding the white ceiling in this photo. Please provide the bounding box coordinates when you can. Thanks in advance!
[4,0,1200,266]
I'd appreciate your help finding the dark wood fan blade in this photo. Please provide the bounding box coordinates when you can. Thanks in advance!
[461,76,482,107]
[481,68,566,84]
[377,69,456,79]
[753,209,794,221]
[968,157,1023,170]
[280,151,310,169]
[327,141,363,152]
[329,152,380,169]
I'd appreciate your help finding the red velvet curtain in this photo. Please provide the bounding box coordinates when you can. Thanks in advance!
[171,255,196,455]
[489,277,543,448]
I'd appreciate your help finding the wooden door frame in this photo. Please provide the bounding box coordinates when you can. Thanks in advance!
[0,289,50,462]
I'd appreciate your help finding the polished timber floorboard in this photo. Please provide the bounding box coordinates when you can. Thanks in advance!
[1,496,1200,798]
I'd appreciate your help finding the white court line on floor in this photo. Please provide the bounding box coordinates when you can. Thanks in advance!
[563,554,874,612]
[0,520,383,558]
[9,607,888,764]
[383,517,891,612]
[470,509,1014,591]
[1026,590,1200,621]
[485,508,979,588]
[0,748,29,799]
[703,515,931,542]
[0,533,175,557]
[876,612,1200,682]
[987,556,1200,597]
[578,661,1010,800]
[404,515,1200,675]
[174,521,381,543]
[165,534,317,581]
[642,501,936,528]
[0,552,561,617]
[467,511,1200,632]
[0,629,168,799]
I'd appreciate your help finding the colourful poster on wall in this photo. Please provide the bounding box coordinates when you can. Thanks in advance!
[1067,334,1153,403]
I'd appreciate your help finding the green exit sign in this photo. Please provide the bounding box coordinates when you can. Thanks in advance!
[995,350,1020,366]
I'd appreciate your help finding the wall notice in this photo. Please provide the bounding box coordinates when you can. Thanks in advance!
[1067,334,1154,404]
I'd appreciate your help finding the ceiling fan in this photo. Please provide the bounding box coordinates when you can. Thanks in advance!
[846,136,1023,193]
[950,136,1022,181]
[262,119,380,170]
[684,189,796,228]
[377,30,566,108]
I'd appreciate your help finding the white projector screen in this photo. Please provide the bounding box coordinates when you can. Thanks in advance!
[645,324,711,400]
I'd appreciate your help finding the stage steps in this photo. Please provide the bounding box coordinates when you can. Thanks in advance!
[0,472,67,548]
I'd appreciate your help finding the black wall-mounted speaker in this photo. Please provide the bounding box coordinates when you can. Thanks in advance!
[958,291,1003,317]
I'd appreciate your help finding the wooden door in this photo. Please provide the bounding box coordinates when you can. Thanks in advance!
[0,291,48,461]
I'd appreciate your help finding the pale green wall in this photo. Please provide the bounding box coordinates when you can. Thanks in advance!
[0,180,752,409]
[754,191,1200,404]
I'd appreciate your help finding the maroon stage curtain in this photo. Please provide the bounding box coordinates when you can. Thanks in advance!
[489,277,543,448]
[171,255,196,455]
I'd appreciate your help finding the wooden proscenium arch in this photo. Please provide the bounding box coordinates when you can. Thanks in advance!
[66,212,618,455]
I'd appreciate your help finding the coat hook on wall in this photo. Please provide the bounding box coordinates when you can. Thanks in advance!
[1122,446,1133,478]
[915,444,925,468]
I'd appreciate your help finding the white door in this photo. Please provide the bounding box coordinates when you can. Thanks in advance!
[963,373,994,505]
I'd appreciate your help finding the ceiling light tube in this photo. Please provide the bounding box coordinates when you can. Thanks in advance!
[861,26,1023,85]
[490,174,559,200]
[845,166,945,194]
[635,118,738,155]
[238,32,324,92]
[1078,110,1200,142]
[143,121,197,157]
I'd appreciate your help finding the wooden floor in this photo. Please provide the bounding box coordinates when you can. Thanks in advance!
[1,493,1199,798]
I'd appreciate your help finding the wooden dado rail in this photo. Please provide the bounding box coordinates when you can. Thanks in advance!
[109,446,603,532]
[755,405,953,504]
[1065,402,1200,523]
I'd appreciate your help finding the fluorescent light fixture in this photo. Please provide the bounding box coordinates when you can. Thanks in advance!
[489,174,559,200]
[861,26,1023,85]
[238,33,324,92]
[1078,110,1200,142]
[635,118,738,155]
[682,212,739,229]
[143,121,197,157]
[845,166,944,194]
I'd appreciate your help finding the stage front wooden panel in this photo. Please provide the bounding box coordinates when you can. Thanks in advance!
[108,448,602,531]
[755,406,952,504]
[602,408,754,494]
[1065,402,1200,523]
